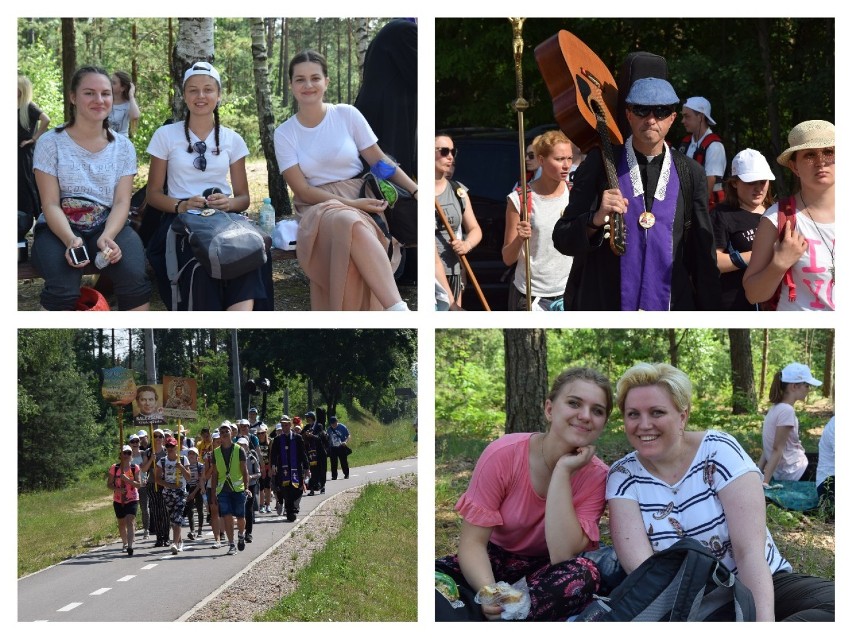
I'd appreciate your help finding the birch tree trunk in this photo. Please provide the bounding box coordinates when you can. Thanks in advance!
[355,18,370,81]
[504,329,548,434]
[250,17,291,216]
[171,18,214,120]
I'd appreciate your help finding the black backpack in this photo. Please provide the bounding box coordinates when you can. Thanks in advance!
[576,538,756,621]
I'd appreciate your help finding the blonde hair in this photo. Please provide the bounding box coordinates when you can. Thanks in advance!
[616,362,692,415]
[533,130,571,158]
[18,75,33,130]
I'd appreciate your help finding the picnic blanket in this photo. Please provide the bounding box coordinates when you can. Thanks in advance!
[763,480,819,511]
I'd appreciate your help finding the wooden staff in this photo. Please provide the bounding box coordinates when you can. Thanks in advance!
[435,198,491,311]
[509,17,533,311]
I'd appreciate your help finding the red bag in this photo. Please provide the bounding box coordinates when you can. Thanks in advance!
[75,286,110,311]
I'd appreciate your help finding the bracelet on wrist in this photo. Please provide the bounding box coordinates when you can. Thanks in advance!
[175,198,188,214]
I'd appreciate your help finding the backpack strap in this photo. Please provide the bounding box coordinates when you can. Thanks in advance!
[776,195,797,302]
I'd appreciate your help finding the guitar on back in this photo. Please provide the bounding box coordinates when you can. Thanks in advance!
[535,30,626,256]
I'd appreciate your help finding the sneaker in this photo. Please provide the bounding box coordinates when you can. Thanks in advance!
[227,544,237,555]
[196,530,203,537]
[122,543,128,552]
[245,533,252,543]
[143,532,149,540]
[276,503,283,516]
[127,547,134,557]
[187,531,196,541]
[212,539,221,549]
[178,541,183,552]
[308,491,315,496]
[237,536,245,551]
[170,543,178,555]
[344,474,349,479]
[320,488,325,494]
[286,515,296,523]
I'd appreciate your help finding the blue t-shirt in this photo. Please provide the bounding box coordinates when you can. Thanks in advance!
[327,424,350,448]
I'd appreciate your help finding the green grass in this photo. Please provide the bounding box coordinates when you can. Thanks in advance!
[17,414,416,578]
[18,477,117,577]
[436,403,835,578]
[257,481,417,621]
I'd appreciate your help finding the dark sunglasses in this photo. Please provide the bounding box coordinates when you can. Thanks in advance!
[192,141,207,171]
[629,104,675,119]
[122,451,132,456]
[526,152,536,160]
[436,147,457,158]
[154,434,164,439]
[166,444,176,448]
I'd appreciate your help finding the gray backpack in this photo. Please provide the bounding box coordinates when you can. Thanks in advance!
[166,211,268,310]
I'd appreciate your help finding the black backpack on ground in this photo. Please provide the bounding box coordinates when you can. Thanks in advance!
[575,538,756,621]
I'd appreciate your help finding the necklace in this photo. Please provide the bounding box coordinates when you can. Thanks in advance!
[539,433,553,472]
[800,193,835,283]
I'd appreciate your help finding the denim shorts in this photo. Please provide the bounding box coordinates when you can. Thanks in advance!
[217,490,246,518]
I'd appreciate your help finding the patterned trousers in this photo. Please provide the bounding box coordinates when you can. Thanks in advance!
[162,488,187,525]
[436,542,600,621]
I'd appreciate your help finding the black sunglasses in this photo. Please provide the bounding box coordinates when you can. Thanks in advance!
[629,104,675,119]
[526,152,536,160]
[122,451,132,455]
[436,147,457,158]
[154,434,164,439]
[192,141,207,171]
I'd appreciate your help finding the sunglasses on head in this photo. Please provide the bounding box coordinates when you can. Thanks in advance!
[192,140,207,171]
[629,104,675,119]
[436,147,457,158]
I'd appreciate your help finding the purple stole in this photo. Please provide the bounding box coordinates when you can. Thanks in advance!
[618,144,680,310]
[279,434,301,488]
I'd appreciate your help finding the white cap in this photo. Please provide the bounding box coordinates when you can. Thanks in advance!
[781,363,822,386]
[236,437,249,446]
[122,445,132,453]
[683,96,716,126]
[183,61,221,87]
[731,149,775,182]
[137,430,148,438]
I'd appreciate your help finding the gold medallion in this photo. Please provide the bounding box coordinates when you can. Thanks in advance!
[639,211,655,229]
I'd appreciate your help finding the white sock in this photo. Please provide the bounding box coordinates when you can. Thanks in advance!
[385,301,409,311]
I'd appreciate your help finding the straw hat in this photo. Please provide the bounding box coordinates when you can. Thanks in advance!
[776,120,835,167]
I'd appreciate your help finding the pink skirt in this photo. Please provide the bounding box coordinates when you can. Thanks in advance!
[294,178,401,310]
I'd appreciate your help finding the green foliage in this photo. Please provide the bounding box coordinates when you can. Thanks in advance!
[17,40,65,126]
[18,330,104,491]
[258,481,417,621]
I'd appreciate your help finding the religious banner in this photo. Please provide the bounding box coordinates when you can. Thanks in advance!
[163,376,198,420]
[133,383,167,427]
[101,367,136,405]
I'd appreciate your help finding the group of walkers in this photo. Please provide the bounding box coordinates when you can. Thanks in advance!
[109,410,353,557]
[21,20,418,311]
[436,80,834,312]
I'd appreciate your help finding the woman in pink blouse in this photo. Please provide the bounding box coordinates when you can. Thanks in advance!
[436,367,613,621]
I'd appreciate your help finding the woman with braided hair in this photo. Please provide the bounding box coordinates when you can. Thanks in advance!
[145,61,268,310]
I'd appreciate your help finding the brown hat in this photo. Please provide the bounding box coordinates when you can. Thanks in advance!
[777,120,835,167]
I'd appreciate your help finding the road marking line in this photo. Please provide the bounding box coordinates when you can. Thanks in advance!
[57,602,83,612]
[90,588,111,596]
[141,564,157,570]
[389,467,396,470]
[367,471,375,474]
[117,575,136,582]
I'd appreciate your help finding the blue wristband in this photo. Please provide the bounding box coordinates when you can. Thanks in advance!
[728,243,748,270]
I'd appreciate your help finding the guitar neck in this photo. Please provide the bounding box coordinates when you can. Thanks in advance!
[595,113,620,191]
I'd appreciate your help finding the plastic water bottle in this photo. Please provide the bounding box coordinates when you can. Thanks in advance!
[95,248,111,269]
[259,197,276,235]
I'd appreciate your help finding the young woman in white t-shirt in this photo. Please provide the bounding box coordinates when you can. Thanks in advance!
[146,62,266,311]
[274,50,419,311]
[757,362,822,483]
[743,120,834,310]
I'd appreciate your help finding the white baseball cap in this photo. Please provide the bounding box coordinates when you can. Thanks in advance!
[183,61,221,87]
[683,96,716,126]
[781,363,822,386]
[731,149,775,182]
